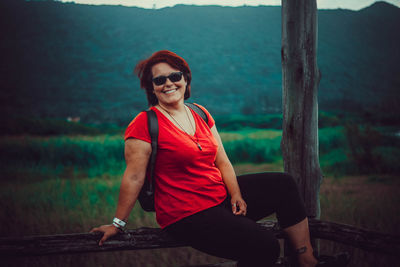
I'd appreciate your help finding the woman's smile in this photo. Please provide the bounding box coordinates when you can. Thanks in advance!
[163,88,178,94]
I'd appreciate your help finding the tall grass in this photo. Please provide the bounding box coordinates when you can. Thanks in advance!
[319,125,400,176]
[0,130,284,179]
[221,129,282,164]
[0,175,156,237]
[0,135,125,178]
[319,175,400,267]
[318,127,348,176]
[0,117,123,136]
[1,125,399,178]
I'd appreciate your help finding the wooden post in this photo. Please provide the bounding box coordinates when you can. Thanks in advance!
[281,0,322,219]
[281,0,322,262]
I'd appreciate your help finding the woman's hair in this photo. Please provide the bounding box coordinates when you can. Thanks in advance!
[134,50,192,106]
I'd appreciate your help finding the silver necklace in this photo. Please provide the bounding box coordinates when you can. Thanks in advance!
[158,105,202,151]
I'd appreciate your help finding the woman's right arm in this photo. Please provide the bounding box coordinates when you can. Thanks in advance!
[90,138,151,245]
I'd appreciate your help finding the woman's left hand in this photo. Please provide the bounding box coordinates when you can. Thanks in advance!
[231,194,247,216]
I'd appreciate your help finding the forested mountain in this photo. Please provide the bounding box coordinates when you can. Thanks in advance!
[1,0,399,124]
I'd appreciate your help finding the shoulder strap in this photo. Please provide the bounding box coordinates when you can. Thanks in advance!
[185,103,209,125]
[146,109,158,192]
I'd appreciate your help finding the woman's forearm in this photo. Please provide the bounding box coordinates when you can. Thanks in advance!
[211,125,243,198]
[218,160,242,198]
[114,139,151,222]
[217,158,247,216]
[114,171,145,222]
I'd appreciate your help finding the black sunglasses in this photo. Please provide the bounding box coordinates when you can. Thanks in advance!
[152,72,183,86]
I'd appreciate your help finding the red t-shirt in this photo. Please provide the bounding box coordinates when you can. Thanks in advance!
[124,104,227,228]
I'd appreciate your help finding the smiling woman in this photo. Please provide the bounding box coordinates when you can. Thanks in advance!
[90,50,318,267]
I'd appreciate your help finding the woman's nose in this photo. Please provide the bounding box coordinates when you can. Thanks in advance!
[164,77,174,86]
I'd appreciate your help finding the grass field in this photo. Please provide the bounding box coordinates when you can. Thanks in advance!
[1,125,399,266]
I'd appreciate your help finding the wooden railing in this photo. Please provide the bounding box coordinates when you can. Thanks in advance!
[0,219,398,258]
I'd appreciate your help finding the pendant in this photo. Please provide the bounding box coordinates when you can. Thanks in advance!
[196,142,203,151]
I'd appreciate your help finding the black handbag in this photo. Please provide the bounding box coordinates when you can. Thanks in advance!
[137,103,209,212]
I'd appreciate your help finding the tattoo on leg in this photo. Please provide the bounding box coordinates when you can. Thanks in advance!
[295,246,307,254]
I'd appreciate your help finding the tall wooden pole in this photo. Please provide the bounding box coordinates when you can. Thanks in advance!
[281,0,322,219]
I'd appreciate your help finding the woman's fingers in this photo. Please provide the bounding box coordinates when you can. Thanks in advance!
[89,227,100,233]
[90,224,108,233]
[89,225,118,246]
[99,232,110,246]
[231,202,237,214]
[231,199,247,216]
[238,200,247,216]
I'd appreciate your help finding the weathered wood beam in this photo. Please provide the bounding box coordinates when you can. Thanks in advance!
[0,227,185,257]
[307,220,400,255]
[0,220,398,257]
[281,0,323,219]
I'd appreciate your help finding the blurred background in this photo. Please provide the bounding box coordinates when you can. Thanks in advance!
[0,0,399,266]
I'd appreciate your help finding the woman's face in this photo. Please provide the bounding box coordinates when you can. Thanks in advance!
[151,62,187,107]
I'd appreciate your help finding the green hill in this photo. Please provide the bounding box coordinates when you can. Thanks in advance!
[0,0,399,124]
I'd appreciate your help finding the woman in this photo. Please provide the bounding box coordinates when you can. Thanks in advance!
[91,50,318,267]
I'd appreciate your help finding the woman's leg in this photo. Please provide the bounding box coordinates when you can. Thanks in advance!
[236,172,317,267]
[284,217,318,267]
[236,172,306,226]
[164,201,280,267]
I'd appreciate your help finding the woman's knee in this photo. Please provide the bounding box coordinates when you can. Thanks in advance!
[277,172,300,193]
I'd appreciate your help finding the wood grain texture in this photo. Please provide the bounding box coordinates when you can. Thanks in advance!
[281,0,323,218]
[1,220,398,257]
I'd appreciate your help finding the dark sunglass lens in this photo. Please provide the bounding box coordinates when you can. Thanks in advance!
[152,72,182,85]
[169,72,183,82]
[153,76,166,85]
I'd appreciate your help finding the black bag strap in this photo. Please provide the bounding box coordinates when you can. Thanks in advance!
[185,103,209,125]
[146,109,158,193]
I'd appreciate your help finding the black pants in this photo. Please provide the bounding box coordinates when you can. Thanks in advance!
[164,172,307,267]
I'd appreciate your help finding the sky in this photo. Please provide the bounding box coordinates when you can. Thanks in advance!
[59,0,400,10]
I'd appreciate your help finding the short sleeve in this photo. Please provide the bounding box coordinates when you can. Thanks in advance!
[124,111,151,143]
[193,103,215,128]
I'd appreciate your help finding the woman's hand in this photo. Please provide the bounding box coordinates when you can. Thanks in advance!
[231,194,247,216]
[90,224,120,246]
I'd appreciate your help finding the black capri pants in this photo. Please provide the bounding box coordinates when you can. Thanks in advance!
[164,172,307,267]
